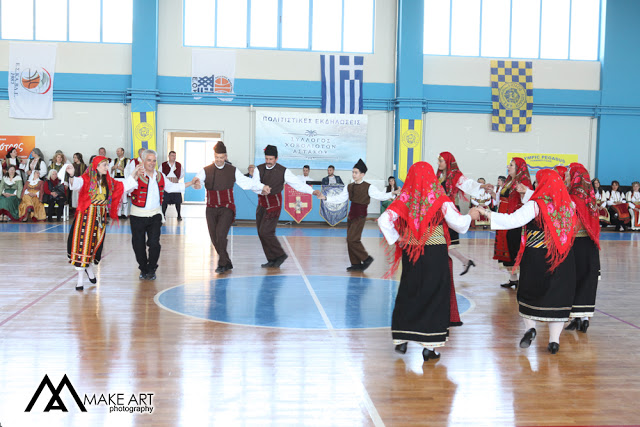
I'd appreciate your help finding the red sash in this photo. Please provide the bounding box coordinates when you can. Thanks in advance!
[258,193,282,218]
[348,202,368,220]
[207,188,235,213]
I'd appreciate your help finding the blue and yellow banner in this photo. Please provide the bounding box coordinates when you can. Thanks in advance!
[507,152,579,174]
[491,60,533,133]
[398,118,422,182]
[131,111,156,154]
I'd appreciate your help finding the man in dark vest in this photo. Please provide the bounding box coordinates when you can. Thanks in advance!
[126,149,197,280]
[194,141,267,273]
[161,150,185,220]
[253,145,322,268]
[321,159,399,271]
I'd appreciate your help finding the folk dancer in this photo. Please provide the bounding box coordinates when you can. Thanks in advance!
[109,147,130,218]
[253,145,322,268]
[477,169,577,354]
[626,181,640,230]
[193,141,268,273]
[564,163,600,333]
[125,150,197,280]
[607,180,629,231]
[378,162,481,361]
[161,150,185,221]
[470,178,492,228]
[437,152,494,275]
[489,157,533,288]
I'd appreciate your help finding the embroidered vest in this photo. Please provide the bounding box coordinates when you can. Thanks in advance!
[131,173,165,207]
[204,163,237,212]
[162,161,182,181]
[347,182,371,219]
[113,157,129,178]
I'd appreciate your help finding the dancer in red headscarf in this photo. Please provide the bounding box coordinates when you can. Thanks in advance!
[554,165,567,179]
[378,162,481,361]
[65,156,140,290]
[478,169,577,354]
[564,163,600,333]
[436,151,494,275]
[490,157,534,288]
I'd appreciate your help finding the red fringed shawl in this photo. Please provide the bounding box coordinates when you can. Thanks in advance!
[75,156,124,222]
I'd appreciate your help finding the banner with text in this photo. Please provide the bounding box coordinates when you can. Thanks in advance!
[0,135,35,159]
[507,152,579,174]
[254,111,367,170]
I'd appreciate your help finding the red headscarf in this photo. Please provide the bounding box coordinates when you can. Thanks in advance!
[568,162,600,249]
[437,151,464,200]
[75,156,124,221]
[384,162,453,278]
[554,165,567,179]
[515,169,577,272]
[502,157,533,213]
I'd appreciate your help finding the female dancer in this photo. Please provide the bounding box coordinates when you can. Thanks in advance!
[478,169,577,354]
[437,151,493,275]
[489,157,533,288]
[65,156,140,290]
[378,162,480,361]
[564,163,600,333]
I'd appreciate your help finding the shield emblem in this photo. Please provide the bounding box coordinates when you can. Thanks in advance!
[284,184,313,223]
[320,184,348,226]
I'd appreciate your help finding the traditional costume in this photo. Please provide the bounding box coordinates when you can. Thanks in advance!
[253,145,316,268]
[470,187,492,227]
[607,186,629,231]
[161,158,184,220]
[626,185,640,230]
[325,159,394,271]
[487,169,577,354]
[18,174,46,221]
[378,162,472,361]
[71,161,88,209]
[564,163,600,333]
[493,157,533,288]
[592,181,610,226]
[0,172,23,221]
[194,142,265,273]
[110,155,131,218]
[66,156,125,290]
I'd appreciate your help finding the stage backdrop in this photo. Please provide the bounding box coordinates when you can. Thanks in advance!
[507,152,579,175]
[254,111,367,170]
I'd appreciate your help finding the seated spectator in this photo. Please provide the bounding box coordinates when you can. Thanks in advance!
[381,176,400,212]
[627,181,640,230]
[491,175,507,211]
[592,178,610,226]
[470,178,492,227]
[70,153,87,214]
[0,165,23,221]
[18,170,47,221]
[49,150,70,173]
[245,164,255,178]
[321,165,344,185]
[607,180,629,231]
[4,147,26,179]
[43,169,67,221]
[26,148,48,180]
[301,165,312,182]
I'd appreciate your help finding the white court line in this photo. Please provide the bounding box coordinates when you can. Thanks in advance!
[37,224,64,233]
[282,236,385,427]
[230,225,234,261]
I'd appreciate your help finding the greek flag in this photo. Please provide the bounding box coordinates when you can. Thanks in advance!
[321,55,364,114]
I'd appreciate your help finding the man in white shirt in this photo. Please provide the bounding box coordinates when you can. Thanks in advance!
[161,150,185,221]
[125,149,198,280]
[301,165,312,182]
[109,147,130,218]
[124,147,146,179]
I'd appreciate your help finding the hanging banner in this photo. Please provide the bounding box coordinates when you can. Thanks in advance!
[0,135,35,159]
[131,111,157,154]
[319,184,348,226]
[491,60,533,133]
[8,43,56,119]
[283,184,313,223]
[192,49,235,101]
[507,152,579,174]
[254,111,367,170]
[398,118,422,182]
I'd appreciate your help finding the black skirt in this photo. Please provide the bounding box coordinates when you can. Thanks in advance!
[163,191,182,205]
[517,246,576,322]
[502,227,522,267]
[392,243,451,347]
[449,205,461,245]
[570,237,600,318]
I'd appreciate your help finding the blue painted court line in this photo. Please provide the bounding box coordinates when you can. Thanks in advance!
[155,275,472,330]
[2,222,639,240]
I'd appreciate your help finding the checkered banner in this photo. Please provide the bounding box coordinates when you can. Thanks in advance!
[491,60,533,133]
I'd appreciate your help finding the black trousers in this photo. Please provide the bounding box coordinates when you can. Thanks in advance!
[130,214,162,274]
[46,196,66,219]
[162,191,182,217]
[206,207,235,267]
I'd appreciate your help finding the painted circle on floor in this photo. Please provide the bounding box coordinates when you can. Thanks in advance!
[155,275,472,330]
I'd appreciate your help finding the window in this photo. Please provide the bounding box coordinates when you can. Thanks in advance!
[0,0,132,43]
[184,0,375,53]
[424,0,601,60]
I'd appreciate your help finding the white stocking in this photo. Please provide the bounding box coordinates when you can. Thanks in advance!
[523,317,536,332]
[86,264,95,280]
[76,270,84,288]
[548,321,564,344]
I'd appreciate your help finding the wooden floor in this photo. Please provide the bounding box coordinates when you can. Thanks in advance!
[1,211,639,426]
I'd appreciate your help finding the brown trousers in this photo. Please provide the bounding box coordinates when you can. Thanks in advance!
[347,216,368,264]
[256,205,285,261]
[206,207,235,267]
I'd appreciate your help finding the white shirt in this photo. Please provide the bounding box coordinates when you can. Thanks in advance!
[627,191,640,207]
[595,190,609,207]
[325,180,393,204]
[607,190,625,206]
[490,201,539,230]
[124,171,185,211]
[195,163,265,192]
[164,161,185,180]
[252,165,314,195]
[454,175,483,199]
[378,202,471,245]
[27,158,47,178]
[470,188,492,207]
[124,157,141,178]
[301,175,312,183]
[109,156,129,178]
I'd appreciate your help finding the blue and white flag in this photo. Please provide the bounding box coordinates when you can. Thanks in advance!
[319,185,348,226]
[321,55,364,114]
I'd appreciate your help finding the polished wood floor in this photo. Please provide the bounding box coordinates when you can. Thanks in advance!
[0,212,639,426]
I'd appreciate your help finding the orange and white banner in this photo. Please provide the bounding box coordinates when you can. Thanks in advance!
[191,49,235,102]
[9,43,56,119]
[0,135,35,159]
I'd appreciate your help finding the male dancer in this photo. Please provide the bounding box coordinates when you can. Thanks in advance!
[253,145,322,268]
[161,150,185,220]
[109,147,130,218]
[320,159,399,271]
[193,141,269,273]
